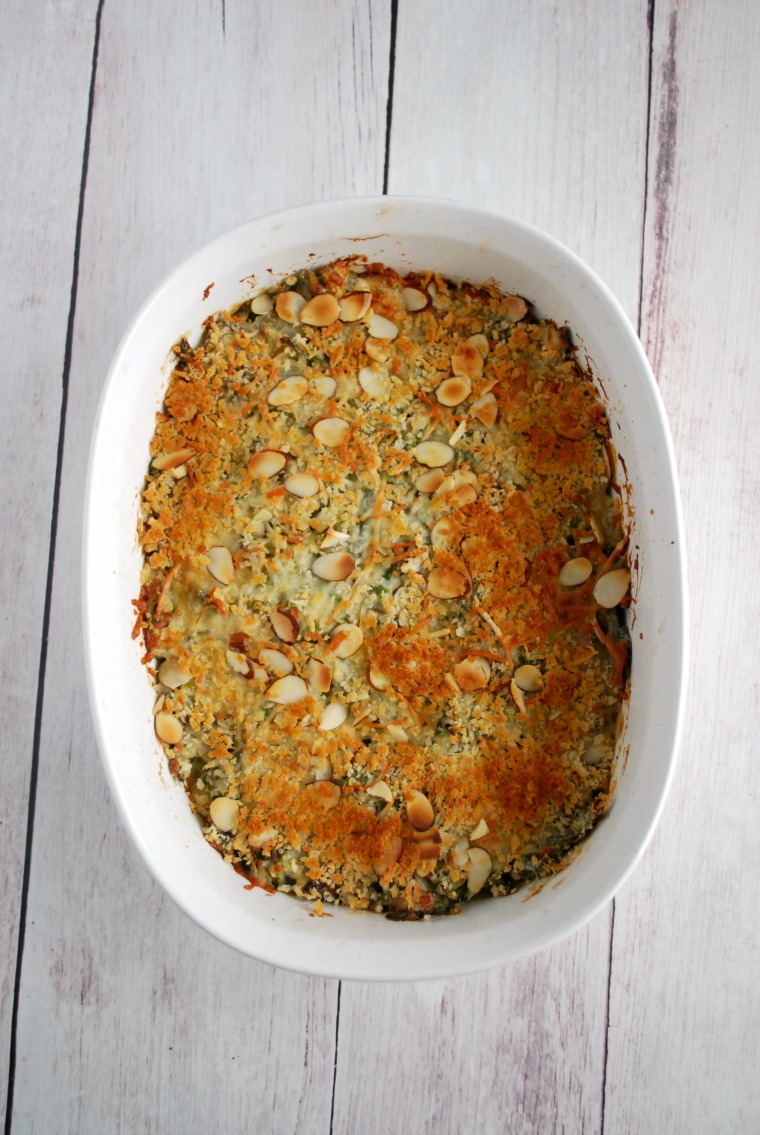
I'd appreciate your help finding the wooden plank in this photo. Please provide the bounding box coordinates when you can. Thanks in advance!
[333,5,650,1134]
[604,2,760,1131]
[0,0,99,1119]
[387,0,651,324]
[9,2,390,1132]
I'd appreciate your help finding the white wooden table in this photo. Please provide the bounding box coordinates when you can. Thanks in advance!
[3,2,758,1131]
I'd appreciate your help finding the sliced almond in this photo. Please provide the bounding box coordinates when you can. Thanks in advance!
[275,291,307,323]
[452,837,470,868]
[469,333,490,358]
[329,623,363,659]
[266,674,308,704]
[510,678,527,715]
[171,464,188,480]
[157,659,191,689]
[406,789,435,832]
[374,834,403,878]
[471,392,499,429]
[155,712,182,746]
[226,650,254,678]
[152,447,194,472]
[312,552,355,582]
[367,666,391,691]
[320,527,350,550]
[513,664,544,693]
[269,608,300,643]
[436,376,472,407]
[339,292,372,322]
[268,375,308,406]
[259,648,294,677]
[415,835,442,861]
[367,780,393,803]
[451,339,484,381]
[504,295,528,321]
[251,292,274,316]
[284,472,320,498]
[306,781,341,810]
[358,365,391,400]
[448,421,467,447]
[386,723,409,743]
[248,826,280,849]
[401,286,428,312]
[453,484,478,507]
[312,375,337,398]
[453,657,491,691]
[250,507,273,536]
[366,313,398,340]
[209,796,239,833]
[206,545,235,586]
[427,566,469,599]
[412,441,454,468]
[435,469,478,498]
[415,468,445,493]
[307,658,332,694]
[312,416,351,448]
[247,449,288,479]
[301,293,340,326]
[469,818,489,840]
[559,556,593,587]
[430,515,458,549]
[593,568,630,608]
[365,338,391,363]
[466,847,492,895]
[319,702,347,731]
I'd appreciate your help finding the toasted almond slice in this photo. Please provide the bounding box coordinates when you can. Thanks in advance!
[247,449,288,478]
[374,834,403,877]
[412,440,454,467]
[365,337,392,363]
[471,392,499,429]
[453,657,491,691]
[469,333,490,358]
[406,789,435,831]
[275,291,307,323]
[593,568,630,608]
[266,674,308,704]
[367,665,391,691]
[226,650,254,678]
[312,375,337,398]
[415,836,442,862]
[329,623,363,659]
[430,514,458,549]
[514,664,544,693]
[248,826,280,849]
[268,375,308,406]
[157,659,191,689]
[366,313,398,340]
[319,702,348,731]
[504,295,529,321]
[358,365,391,400]
[339,292,372,322]
[269,608,300,643]
[251,292,274,316]
[386,723,409,743]
[435,469,478,497]
[427,566,469,599]
[452,484,478,507]
[153,695,165,715]
[452,837,470,868]
[206,545,235,585]
[469,818,489,840]
[451,339,484,381]
[559,556,593,587]
[171,464,188,480]
[301,293,340,326]
[367,779,393,803]
[312,416,351,447]
[436,376,472,407]
[259,648,294,677]
[284,472,320,498]
[448,420,467,447]
[250,507,273,536]
[401,286,428,312]
[309,755,333,783]
[305,781,341,810]
[510,678,527,714]
[152,447,194,471]
[312,551,355,581]
[307,658,332,694]
[320,527,350,550]
[209,796,239,833]
[415,468,445,493]
[155,712,182,746]
[466,847,492,895]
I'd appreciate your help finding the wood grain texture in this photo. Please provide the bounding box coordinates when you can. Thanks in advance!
[604,2,760,1132]
[0,0,99,1119]
[9,2,390,1132]
[387,0,651,322]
